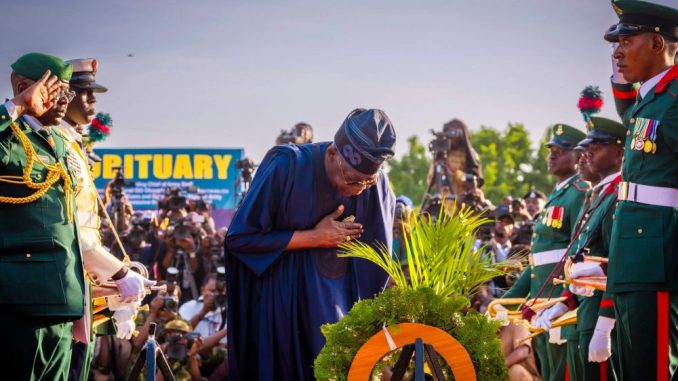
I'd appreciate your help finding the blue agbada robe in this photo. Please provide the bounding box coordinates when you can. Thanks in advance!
[225,142,394,381]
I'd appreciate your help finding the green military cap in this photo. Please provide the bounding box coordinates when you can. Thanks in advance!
[165,319,191,333]
[11,52,72,82]
[546,124,586,150]
[605,0,678,42]
[580,116,626,146]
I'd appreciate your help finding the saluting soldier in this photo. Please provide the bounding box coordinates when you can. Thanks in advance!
[501,124,589,381]
[59,58,153,381]
[536,117,627,380]
[601,1,678,379]
[0,53,85,380]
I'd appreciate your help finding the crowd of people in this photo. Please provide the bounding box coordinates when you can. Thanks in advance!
[0,1,676,381]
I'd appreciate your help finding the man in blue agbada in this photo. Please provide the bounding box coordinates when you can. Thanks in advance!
[225,108,397,381]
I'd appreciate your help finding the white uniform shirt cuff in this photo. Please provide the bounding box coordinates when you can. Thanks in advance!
[3,100,18,121]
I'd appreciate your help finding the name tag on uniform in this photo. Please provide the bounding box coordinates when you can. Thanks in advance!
[37,154,51,164]
[66,150,83,177]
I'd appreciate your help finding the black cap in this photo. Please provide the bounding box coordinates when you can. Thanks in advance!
[334,108,396,175]
[495,204,514,222]
[605,1,678,42]
[523,190,546,200]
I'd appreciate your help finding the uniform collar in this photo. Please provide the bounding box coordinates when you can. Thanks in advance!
[22,115,45,131]
[555,174,577,191]
[639,68,670,99]
[594,171,621,192]
[60,119,82,142]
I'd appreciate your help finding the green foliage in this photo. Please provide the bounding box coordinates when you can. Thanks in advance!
[471,123,554,203]
[338,206,505,298]
[313,287,507,381]
[386,135,430,204]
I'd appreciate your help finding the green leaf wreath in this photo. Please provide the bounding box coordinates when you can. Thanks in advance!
[314,207,508,381]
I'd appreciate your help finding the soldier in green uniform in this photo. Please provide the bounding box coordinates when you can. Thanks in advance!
[537,117,627,381]
[602,1,678,379]
[0,53,85,380]
[500,123,589,381]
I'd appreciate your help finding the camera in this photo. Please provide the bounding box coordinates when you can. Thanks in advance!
[428,129,453,160]
[162,296,179,311]
[109,167,135,198]
[166,331,201,361]
[235,158,255,183]
[158,187,187,210]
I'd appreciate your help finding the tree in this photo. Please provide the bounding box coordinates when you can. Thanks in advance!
[386,135,430,205]
[471,123,554,204]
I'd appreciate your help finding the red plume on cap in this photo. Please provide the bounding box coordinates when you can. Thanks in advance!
[577,85,603,122]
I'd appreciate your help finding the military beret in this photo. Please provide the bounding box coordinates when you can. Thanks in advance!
[523,190,546,200]
[334,108,396,175]
[11,52,72,82]
[605,0,678,42]
[546,124,586,150]
[580,116,627,146]
[65,58,107,93]
[165,319,191,333]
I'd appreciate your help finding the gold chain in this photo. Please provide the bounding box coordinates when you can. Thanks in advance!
[0,122,74,221]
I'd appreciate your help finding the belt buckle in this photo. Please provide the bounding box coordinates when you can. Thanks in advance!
[619,181,629,201]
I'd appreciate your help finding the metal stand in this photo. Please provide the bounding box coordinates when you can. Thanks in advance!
[391,338,445,381]
[420,158,455,216]
[127,323,176,381]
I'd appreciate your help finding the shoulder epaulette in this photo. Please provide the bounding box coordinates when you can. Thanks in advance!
[572,179,590,192]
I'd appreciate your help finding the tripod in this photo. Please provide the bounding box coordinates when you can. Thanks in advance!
[128,322,175,381]
[420,155,455,216]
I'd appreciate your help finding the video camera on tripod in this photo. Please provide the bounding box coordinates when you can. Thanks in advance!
[428,128,460,160]
[234,158,256,207]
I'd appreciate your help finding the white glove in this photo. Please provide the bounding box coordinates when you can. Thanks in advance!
[112,306,137,340]
[548,327,567,345]
[568,262,604,296]
[533,302,568,330]
[115,269,156,303]
[589,316,615,363]
[489,304,509,326]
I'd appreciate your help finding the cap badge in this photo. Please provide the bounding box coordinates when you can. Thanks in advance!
[587,119,595,131]
[555,125,564,136]
[91,59,98,72]
[612,2,623,15]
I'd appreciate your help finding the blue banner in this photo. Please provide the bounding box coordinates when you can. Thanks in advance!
[92,148,244,211]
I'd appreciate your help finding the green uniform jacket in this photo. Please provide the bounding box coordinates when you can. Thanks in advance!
[504,174,589,299]
[0,104,85,318]
[609,68,678,293]
[568,177,619,333]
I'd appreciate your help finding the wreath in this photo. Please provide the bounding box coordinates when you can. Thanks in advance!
[313,207,509,381]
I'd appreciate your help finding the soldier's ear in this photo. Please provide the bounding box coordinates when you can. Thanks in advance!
[651,34,667,53]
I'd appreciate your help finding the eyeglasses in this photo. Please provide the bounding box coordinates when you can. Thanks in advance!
[336,155,378,189]
[56,89,76,103]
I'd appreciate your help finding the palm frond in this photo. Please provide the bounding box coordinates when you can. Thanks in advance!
[338,205,506,299]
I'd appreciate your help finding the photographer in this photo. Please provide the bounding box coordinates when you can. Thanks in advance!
[522,190,547,220]
[162,212,209,302]
[132,289,181,350]
[179,273,227,340]
[426,119,483,198]
[275,122,314,145]
[158,319,202,381]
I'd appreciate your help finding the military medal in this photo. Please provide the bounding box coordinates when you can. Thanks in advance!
[631,117,660,154]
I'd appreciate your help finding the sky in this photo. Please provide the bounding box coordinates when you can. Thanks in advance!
[2,0,621,163]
